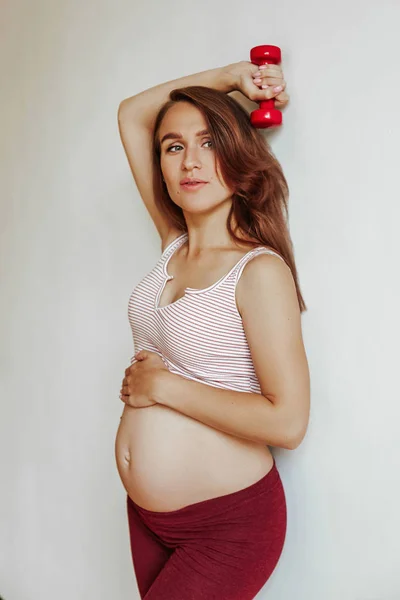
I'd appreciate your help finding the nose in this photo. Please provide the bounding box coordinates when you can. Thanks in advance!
[182,145,202,172]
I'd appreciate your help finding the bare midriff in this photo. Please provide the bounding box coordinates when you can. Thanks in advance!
[115,399,274,512]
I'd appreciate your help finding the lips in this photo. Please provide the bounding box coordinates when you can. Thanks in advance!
[180,178,207,185]
[180,181,208,191]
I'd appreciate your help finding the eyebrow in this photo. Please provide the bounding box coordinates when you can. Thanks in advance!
[160,129,210,146]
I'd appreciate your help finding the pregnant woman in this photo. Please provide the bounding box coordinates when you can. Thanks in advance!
[115,60,310,599]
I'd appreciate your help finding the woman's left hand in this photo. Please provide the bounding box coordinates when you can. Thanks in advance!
[250,63,289,109]
[120,350,169,409]
[228,61,289,109]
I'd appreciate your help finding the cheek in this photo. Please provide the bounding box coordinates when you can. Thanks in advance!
[160,164,176,187]
[213,173,230,194]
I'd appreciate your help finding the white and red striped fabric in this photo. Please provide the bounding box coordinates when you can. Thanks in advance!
[127,232,285,393]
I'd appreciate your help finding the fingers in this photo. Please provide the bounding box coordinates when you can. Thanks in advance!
[252,65,286,90]
[120,374,130,398]
[252,64,283,78]
[253,73,286,90]
[120,381,130,401]
[251,85,285,103]
[250,65,288,104]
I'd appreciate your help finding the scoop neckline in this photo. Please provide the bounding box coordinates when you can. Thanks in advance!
[155,233,263,311]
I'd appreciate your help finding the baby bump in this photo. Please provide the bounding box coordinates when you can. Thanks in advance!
[115,402,274,512]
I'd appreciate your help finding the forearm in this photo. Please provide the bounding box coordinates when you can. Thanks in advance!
[154,370,298,449]
[118,64,237,130]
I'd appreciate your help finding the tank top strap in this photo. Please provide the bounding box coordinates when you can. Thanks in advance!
[230,246,287,286]
[160,232,188,262]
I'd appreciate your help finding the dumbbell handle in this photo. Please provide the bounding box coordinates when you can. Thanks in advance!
[250,45,282,128]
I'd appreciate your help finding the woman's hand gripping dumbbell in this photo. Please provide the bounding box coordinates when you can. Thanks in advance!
[226,46,288,127]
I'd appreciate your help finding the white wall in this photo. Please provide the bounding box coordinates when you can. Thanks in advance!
[1,0,399,598]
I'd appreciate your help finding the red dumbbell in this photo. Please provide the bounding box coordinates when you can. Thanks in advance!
[250,45,282,128]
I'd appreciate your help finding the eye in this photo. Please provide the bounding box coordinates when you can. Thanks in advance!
[166,144,183,153]
[166,140,213,153]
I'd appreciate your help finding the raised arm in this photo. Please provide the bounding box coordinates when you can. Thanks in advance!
[117,65,237,248]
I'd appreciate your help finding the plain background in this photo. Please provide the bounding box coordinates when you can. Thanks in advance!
[1,0,399,598]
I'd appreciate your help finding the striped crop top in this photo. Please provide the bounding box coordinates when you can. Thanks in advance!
[127,232,286,394]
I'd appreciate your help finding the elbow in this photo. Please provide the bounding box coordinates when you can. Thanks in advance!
[118,101,127,121]
[281,420,309,451]
[264,396,310,450]
[284,433,304,451]
[118,99,133,122]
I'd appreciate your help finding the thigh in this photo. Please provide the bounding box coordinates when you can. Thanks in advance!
[143,480,287,600]
[143,533,284,600]
[127,495,174,599]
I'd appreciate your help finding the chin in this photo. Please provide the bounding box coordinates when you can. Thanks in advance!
[183,201,221,214]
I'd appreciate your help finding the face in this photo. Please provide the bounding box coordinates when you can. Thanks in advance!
[159,102,233,214]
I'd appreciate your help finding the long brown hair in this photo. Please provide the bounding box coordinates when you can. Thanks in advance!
[152,85,307,313]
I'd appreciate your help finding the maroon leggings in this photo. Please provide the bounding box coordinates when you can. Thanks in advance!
[126,458,287,599]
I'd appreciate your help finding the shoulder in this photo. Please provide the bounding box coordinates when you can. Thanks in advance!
[236,250,297,317]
